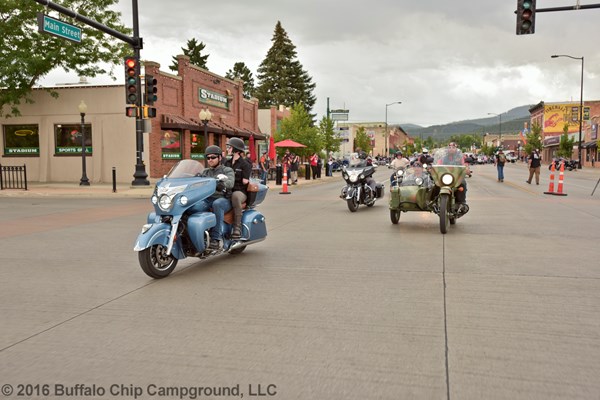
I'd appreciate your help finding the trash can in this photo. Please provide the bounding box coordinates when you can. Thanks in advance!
[304,162,311,180]
[276,164,282,185]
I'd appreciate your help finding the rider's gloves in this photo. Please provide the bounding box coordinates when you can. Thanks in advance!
[216,174,228,181]
[216,181,226,192]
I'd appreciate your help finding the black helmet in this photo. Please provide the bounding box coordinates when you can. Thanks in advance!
[226,137,245,152]
[205,145,222,156]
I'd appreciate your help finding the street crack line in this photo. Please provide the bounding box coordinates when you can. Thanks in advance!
[0,280,158,353]
[443,235,451,400]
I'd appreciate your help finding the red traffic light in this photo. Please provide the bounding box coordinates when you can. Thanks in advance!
[124,56,139,105]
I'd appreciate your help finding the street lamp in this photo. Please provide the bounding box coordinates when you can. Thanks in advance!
[551,54,584,169]
[78,100,90,186]
[199,108,212,165]
[487,112,503,148]
[517,140,521,160]
[385,101,401,157]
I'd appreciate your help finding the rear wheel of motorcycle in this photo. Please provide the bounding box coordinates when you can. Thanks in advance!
[439,194,450,234]
[347,198,359,212]
[138,245,178,278]
[390,209,401,224]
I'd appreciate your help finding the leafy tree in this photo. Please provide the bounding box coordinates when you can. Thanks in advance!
[225,62,255,99]
[318,117,342,156]
[1,0,131,117]
[276,102,319,157]
[170,38,209,72]
[255,21,316,119]
[524,122,543,154]
[353,126,372,154]
[556,123,575,158]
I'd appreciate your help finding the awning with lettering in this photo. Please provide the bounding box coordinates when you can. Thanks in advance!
[161,114,199,131]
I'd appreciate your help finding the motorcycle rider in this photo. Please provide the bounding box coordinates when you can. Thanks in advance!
[390,151,409,170]
[225,137,252,239]
[437,142,467,206]
[198,145,235,250]
[418,148,433,165]
[354,147,377,193]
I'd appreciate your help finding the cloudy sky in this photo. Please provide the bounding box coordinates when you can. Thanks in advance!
[41,0,600,127]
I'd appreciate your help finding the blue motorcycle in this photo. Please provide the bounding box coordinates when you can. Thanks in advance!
[134,159,268,278]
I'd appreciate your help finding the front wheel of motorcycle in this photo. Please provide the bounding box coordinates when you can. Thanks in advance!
[390,209,401,224]
[347,198,359,212]
[138,245,178,279]
[439,194,450,234]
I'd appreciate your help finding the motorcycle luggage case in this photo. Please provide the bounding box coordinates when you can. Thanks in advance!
[376,183,385,198]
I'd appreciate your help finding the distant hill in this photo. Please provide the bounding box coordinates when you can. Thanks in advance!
[400,105,534,140]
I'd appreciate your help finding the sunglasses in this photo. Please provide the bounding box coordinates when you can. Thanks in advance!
[206,155,219,160]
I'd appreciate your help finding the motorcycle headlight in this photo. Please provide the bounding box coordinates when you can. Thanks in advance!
[441,174,454,186]
[396,169,404,177]
[158,194,173,211]
[179,195,188,206]
[343,174,349,180]
[359,174,365,180]
[151,195,158,205]
[350,174,358,183]
[415,177,423,186]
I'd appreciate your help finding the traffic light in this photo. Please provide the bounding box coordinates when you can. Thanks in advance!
[516,0,536,35]
[124,56,139,105]
[145,75,158,105]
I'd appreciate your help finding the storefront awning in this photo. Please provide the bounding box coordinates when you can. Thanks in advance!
[161,114,199,131]
[581,141,597,149]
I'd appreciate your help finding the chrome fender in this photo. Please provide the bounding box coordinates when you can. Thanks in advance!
[133,222,185,259]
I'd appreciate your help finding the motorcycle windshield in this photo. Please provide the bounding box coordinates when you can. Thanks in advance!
[433,148,465,166]
[399,166,432,187]
[165,159,205,178]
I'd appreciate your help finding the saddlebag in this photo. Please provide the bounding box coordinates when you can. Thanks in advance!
[376,183,385,198]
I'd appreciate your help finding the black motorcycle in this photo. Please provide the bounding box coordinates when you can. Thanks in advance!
[549,158,578,171]
[339,162,384,212]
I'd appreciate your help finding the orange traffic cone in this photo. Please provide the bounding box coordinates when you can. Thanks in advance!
[554,161,568,196]
[544,161,556,195]
[279,163,291,195]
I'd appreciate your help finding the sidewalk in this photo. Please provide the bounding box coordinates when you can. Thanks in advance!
[0,174,336,198]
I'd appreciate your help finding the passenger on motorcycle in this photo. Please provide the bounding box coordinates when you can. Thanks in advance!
[437,142,467,205]
[225,137,252,239]
[403,162,433,187]
[198,145,235,250]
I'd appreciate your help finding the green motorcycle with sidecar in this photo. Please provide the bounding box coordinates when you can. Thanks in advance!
[389,148,469,234]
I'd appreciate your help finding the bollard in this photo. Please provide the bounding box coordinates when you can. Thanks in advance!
[304,162,311,180]
[276,164,282,185]
[112,167,117,193]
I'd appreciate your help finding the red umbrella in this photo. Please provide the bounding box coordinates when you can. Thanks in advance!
[248,134,256,162]
[274,139,306,148]
[268,135,276,160]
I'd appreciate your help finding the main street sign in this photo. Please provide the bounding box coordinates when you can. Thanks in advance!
[37,13,82,43]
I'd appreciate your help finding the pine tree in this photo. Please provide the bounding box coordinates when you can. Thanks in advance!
[225,62,255,99]
[170,38,209,72]
[255,21,316,118]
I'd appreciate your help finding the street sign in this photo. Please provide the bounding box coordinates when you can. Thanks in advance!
[331,109,349,121]
[37,13,82,43]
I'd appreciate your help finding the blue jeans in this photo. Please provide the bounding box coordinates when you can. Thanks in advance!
[260,169,268,185]
[497,164,505,180]
[206,197,231,241]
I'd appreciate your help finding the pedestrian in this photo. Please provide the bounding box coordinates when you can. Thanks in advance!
[327,151,334,176]
[290,152,300,184]
[495,149,507,182]
[282,149,291,184]
[310,152,319,179]
[259,151,269,184]
[526,148,541,185]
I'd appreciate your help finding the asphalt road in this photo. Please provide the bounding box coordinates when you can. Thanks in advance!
[1,163,599,400]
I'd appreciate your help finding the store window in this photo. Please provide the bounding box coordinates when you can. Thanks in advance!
[161,130,182,159]
[189,132,205,160]
[3,124,40,156]
[55,124,93,155]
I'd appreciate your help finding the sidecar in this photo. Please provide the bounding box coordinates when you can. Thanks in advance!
[389,165,434,224]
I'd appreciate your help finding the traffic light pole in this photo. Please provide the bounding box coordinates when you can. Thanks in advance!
[31,0,149,186]
[130,0,149,186]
